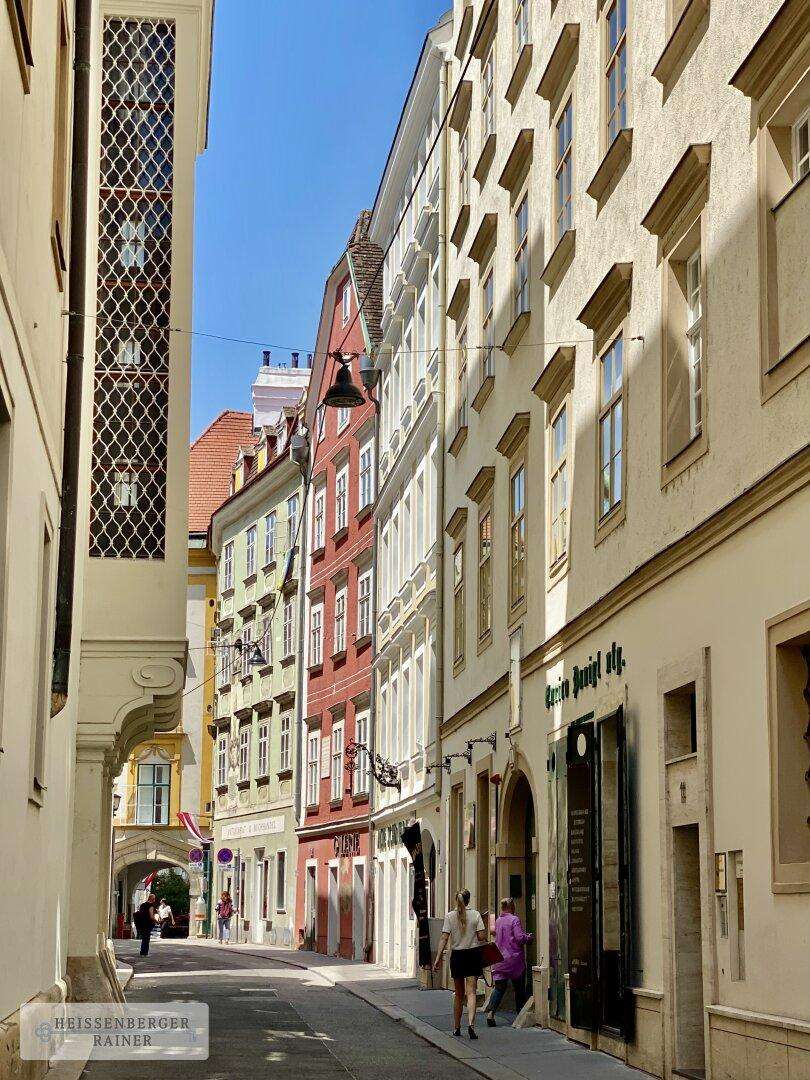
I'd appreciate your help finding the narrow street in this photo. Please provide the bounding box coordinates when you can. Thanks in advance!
[81,941,480,1080]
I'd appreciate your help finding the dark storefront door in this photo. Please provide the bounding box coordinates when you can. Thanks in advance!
[566,709,633,1039]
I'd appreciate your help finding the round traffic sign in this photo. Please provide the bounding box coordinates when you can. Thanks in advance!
[217,847,233,866]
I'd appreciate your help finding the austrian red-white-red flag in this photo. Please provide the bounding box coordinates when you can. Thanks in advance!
[142,871,157,888]
[177,811,213,845]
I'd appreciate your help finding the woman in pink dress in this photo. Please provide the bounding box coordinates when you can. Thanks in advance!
[485,897,533,1026]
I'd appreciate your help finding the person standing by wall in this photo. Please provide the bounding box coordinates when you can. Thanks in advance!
[432,890,487,1039]
[216,891,233,944]
[485,898,533,1026]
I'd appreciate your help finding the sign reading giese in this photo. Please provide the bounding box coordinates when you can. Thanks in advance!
[545,641,627,710]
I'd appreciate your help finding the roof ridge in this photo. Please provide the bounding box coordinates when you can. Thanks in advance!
[190,409,254,451]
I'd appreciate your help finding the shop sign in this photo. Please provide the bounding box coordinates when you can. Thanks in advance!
[376,819,409,851]
[545,641,627,710]
[221,816,284,841]
[334,832,361,858]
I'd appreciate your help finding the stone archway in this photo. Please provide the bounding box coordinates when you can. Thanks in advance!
[498,762,539,971]
[111,829,197,936]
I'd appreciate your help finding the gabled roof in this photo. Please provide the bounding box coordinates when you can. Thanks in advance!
[188,410,254,535]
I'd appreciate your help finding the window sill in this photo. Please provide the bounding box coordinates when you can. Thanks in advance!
[473,132,497,187]
[234,705,252,721]
[661,429,708,488]
[262,557,277,572]
[472,374,495,414]
[595,501,626,546]
[505,42,533,107]
[215,784,228,795]
[237,601,256,619]
[448,425,469,458]
[244,572,258,587]
[308,662,324,675]
[255,774,271,787]
[221,587,236,600]
[306,803,319,815]
[332,526,349,543]
[355,502,373,524]
[310,544,325,560]
[236,779,251,791]
[277,768,293,782]
[280,654,296,668]
[352,791,369,806]
[354,633,372,650]
[652,0,709,87]
[329,797,344,811]
[586,128,633,207]
[502,310,531,357]
[541,229,576,292]
[451,204,470,249]
[331,648,347,663]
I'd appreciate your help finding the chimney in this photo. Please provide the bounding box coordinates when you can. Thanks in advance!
[307,353,313,369]
[291,352,299,369]
[262,349,271,366]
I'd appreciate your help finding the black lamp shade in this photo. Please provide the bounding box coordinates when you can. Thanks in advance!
[323,361,366,409]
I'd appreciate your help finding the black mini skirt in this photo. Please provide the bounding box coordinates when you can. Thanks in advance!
[450,947,484,980]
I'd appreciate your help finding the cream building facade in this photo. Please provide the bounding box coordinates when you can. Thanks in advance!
[368,10,452,975]
[0,0,212,1075]
[438,0,810,1077]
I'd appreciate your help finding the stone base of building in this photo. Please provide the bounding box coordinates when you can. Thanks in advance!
[0,978,70,1080]
[708,1005,810,1080]
[67,940,124,1005]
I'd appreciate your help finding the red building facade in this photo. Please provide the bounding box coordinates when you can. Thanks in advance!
[295,213,381,959]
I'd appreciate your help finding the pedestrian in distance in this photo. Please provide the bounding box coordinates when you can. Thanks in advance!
[157,898,174,936]
[485,897,533,1026]
[134,893,158,956]
[216,891,234,943]
[433,889,487,1040]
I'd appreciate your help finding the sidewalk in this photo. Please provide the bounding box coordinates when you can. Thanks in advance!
[185,938,648,1080]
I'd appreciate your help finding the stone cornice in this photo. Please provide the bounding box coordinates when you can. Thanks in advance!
[730,0,810,101]
[641,144,711,239]
[533,346,576,404]
[577,262,633,334]
[445,506,469,540]
[536,23,579,104]
[498,129,533,194]
[495,412,531,459]
[468,212,498,266]
[449,80,472,132]
[466,465,496,504]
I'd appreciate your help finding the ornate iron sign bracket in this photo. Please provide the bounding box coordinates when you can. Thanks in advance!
[344,739,402,793]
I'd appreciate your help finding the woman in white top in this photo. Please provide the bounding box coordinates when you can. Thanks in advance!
[433,889,487,1039]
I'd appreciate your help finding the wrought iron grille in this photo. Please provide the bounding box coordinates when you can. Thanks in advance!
[89,18,175,558]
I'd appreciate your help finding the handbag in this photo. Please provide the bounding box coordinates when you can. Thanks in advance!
[480,941,503,968]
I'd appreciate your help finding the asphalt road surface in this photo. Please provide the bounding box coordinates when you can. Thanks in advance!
[80,940,478,1079]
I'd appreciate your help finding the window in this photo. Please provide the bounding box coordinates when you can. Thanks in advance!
[334,588,347,654]
[431,263,441,355]
[220,634,233,686]
[335,466,348,532]
[307,729,320,806]
[509,464,526,610]
[605,0,627,145]
[358,569,372,639]
[260,858,269,920]
[276,850,287,912]
[120,218,146,268]
[310,604,323,666]
[246,524,257,578]
[478,510,492,642]
[136,761,170,825]
[549,402,569,566]
[402,660,412,760]
[223,542,234,590]
[514,0,529,53]
[355,709,370,794]
[117,339,142,367]
[416,292,427,384]
[459,123,470,206]
[239,725,250,782]
[792,109,810,181]
[342,281,351,326]
[7,0,33,88]
[264,513,275,564]
[685,249,703,439]
[415,469,425,562]
[599,335,623,519]
[482,43,496,141]
[482,270,495,382]
[258,722,269,776]
[216,633,229,689]
[31,522,54,794]
[260,615,272,667]
[313,487,325,550]
[287,494,299,548]
[359,441,374,508]
[280,713,291,773]
[113,468,138,508]
[217,734,228,788]
[331,723,344,801]
[240,624,253,679]
[514,195,529,317]
[456,327,468,432]
[453,543,465,667]
[283,597,294,658]
[337,406,350,432]
[556,98,573,237]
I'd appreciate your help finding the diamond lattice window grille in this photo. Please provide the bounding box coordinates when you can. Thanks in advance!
[90,18,175,559]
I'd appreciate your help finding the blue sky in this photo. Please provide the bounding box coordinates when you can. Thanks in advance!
[190,0,449,438]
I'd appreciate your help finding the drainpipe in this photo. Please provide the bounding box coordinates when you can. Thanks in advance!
[52,0,92,716]
[433,57,449,808]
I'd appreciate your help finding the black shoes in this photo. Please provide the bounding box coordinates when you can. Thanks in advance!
[468,1026,478,1040]
[486,1016,496,1027]
[452,1029,461,1037]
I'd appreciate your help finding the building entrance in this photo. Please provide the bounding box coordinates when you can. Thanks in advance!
[501,770,538,978]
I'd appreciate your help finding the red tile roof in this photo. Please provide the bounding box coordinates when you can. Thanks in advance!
[188,410,255,534]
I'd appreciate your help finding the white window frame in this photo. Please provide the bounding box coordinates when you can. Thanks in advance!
[599,333,624,520]
[260,615,272,668]
[239,724,250,783]
[482,268,495,382]
[335,465,348,532]
[334,587,347,654]
[514,0,529,54]
[313,486,326,550]
[342,281,351,326]
[223,541,234,590]
[358,568,372,639]
[478,506,492,642]
[257,721,269,777]
[283,597,294,658]
[555,97,573,238]
[514,193,529,317]
[246,524,257,578]
[685,249,703,439]
[113,468,138,508]
[264,512,276,565]
[216,733,228,788]
[279,713,291,773]
[456,325,468,432]
[354,709,370,794]
[240,623,253,679]
[791,107,810,182]
[605,0,627,145]
[330,722,344,801]
[509,462,526,611]
[287,494,299,548]
[359,439,374,508]
[337,406,350,433]
[306,729,320,806]
[549,400,569,566]
[482,43,496,141]
[310,603,323,666]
